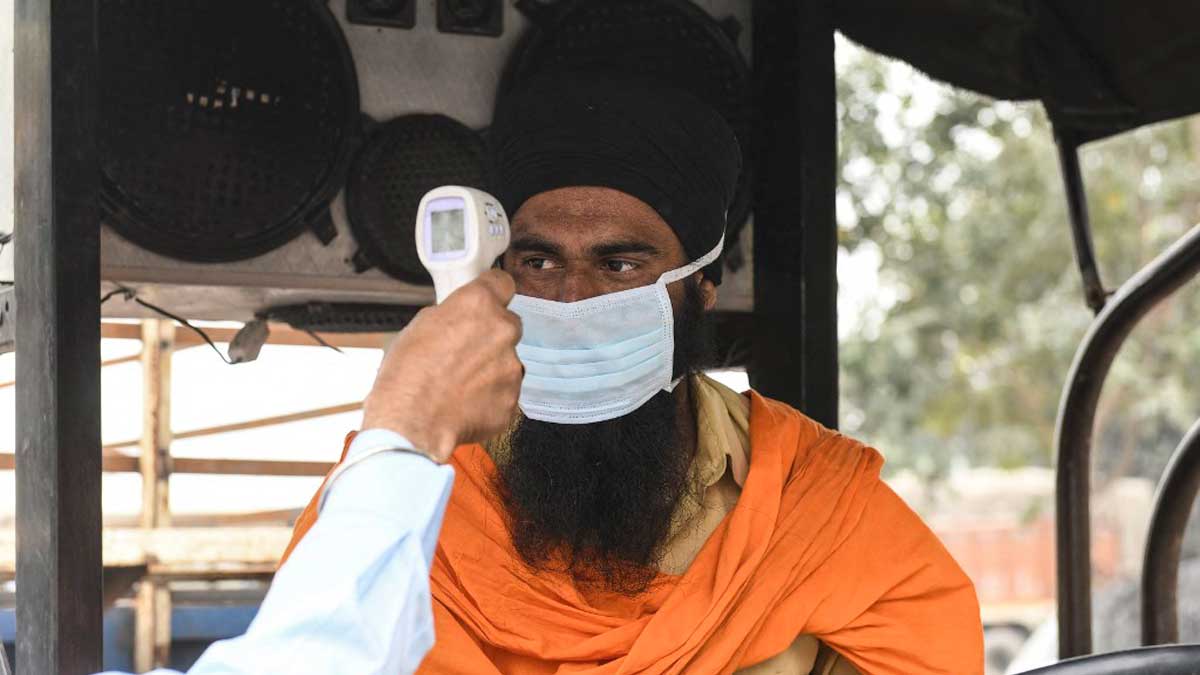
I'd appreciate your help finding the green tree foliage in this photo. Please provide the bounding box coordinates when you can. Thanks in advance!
[836,37,1200,488]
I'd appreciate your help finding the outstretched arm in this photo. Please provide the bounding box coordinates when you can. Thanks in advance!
[96,270,523,675]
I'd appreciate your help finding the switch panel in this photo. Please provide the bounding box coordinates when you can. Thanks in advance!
[347,0,415,29]
[437,0,502,37]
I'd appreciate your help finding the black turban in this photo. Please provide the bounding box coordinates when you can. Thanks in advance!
[490,72,742,284]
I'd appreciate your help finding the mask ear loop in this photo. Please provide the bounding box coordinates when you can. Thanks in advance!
[658,234,726,286]
[658,233,726,391]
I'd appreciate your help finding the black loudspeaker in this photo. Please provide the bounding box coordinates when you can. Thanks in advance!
[98,0,360,262]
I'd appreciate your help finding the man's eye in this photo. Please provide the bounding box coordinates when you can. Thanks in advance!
[605,260,637,273]
[524,257,560,271]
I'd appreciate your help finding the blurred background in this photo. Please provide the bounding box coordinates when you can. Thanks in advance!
[833,36,1200,673]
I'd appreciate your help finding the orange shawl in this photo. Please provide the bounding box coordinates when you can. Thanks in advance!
[282,392,983,674]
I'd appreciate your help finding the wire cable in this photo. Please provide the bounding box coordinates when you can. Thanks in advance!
[304,330,344,354]
[100,285,233,364]
[99,286,348,361]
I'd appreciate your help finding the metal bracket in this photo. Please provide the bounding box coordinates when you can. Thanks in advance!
[0,286,13,355]
[1055,133,1109,314]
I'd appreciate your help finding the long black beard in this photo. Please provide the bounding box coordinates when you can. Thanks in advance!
[495,279,715,594]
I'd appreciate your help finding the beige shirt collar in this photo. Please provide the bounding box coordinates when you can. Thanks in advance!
[689,372,751,490]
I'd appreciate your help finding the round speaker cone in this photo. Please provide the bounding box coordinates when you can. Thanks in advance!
[345,114,491,285]
[99,0,360,262]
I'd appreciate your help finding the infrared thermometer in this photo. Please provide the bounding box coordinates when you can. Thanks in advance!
[415,186,511,304]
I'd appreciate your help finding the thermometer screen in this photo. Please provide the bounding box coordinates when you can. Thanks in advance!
[430,208,466,254]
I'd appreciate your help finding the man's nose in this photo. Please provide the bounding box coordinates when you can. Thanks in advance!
[558,270,606,303]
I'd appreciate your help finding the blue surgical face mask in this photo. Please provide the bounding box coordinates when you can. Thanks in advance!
[508,236,724,425]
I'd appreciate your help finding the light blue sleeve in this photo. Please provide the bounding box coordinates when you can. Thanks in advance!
[97,430,455,675]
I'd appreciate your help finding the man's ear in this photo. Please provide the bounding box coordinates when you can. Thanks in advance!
[698,274,718,311]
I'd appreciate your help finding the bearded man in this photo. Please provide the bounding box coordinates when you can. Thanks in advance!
[282,74,984,674]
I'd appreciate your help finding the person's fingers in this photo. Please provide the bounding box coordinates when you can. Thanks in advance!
[474,268,517,304]
[503,356,524,411]
[497,309,523,346]
[362,268,524,455]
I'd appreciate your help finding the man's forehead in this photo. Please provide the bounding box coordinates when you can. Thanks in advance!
[515,186,655,220]
[511,186,682,248]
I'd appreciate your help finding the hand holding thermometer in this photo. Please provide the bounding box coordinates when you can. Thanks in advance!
[415,186,511,304]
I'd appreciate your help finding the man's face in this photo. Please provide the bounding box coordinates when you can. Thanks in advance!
[502,186,717,311]
[495,185,719,594]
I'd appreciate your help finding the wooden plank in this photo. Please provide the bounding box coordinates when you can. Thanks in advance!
[137,320,174,670]
[0,526,294,598]
[103,564,149,609]
[135,580,171,672]
[102,352,142,368]
[108,527,296,566]
[1,453,335,476]
[49,508,303,529]
[101,322,141,340]
[0,352,140,390]
[104,401,364,450]
[104,454,140,473]
[0,523,297,569]
[140,320,174,529]
[171,457,335,476]
[157,508,303,527]
[155,583,172,663]
[13,0,104,671]
[1,564,278,587]
[101,320,392,349]
[1,452,138,473]
[143,565,276,583]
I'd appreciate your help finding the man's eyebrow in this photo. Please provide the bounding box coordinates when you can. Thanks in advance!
[509,234,564,256]
[508,235,665,259]
[590,240,664,258]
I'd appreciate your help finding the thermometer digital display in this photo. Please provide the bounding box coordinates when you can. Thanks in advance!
[415,186,511,303]
[430,207,467,255]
